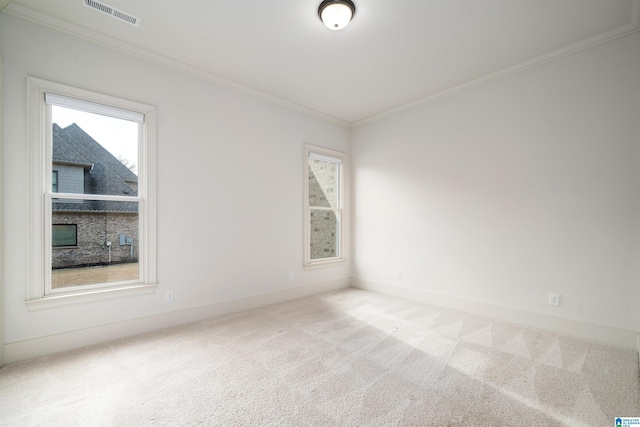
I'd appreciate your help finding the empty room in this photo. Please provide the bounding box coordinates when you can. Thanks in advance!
[1,0,639,425]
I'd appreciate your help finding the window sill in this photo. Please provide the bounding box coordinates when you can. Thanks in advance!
[25,283,157,310]
[304,258,347,271]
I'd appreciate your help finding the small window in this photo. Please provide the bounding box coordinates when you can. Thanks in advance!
[52,224,77,247]
[304,145,347,269]
[52,171,58,193]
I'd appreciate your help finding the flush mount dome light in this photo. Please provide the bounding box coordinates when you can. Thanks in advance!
[318,0,356,31]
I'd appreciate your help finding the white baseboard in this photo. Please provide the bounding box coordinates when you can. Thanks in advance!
[4,278,351,364]
[352,278,639,351]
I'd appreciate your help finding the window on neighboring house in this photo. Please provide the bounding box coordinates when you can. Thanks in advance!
[304,145,347,269]
[52,224,77,247]
[27,78,157,307]
[51,171,58,193]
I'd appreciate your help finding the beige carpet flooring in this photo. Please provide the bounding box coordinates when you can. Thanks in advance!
[1,288,639,426]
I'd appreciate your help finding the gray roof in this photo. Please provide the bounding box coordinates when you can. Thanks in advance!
[52,125,93,167]
[52,123,138,213]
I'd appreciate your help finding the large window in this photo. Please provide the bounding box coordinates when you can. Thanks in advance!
[304,145,347,269]
[27,78,157,307]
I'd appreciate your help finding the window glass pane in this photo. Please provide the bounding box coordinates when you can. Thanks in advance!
[51,106,139,196]
[51,200,139,289]
[52,224,76,246]
[52,171,58,193]
[309,158,339,208]
[310,209,339,259]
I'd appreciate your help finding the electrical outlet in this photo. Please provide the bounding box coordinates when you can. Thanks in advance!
[288,273,294,282]
[548,293,560,306]
[395,271,403,281]
[165,291,174,303]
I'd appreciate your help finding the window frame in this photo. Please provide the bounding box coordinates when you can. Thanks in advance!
[26,77,157,309]
[303,144,348,269]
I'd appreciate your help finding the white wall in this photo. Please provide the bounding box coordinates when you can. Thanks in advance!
[352,32,640,333]
[0,14,350,350]
[0,55,5,366]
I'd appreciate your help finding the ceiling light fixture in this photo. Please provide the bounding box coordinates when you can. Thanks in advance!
[318,0,356,31]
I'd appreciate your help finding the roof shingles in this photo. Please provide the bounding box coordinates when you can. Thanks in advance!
[52,123,138,213]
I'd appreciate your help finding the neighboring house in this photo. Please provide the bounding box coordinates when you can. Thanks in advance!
[52,123,138,269]
[308,160,339,260]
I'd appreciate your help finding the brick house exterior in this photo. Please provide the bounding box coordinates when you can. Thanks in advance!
[52,123,138,268]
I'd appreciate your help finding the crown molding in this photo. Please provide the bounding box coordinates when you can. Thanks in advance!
[4,1,638,130]
[2,3,351,129]
[353,1,640,128]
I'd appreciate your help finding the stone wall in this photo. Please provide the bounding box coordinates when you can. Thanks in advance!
[309,159,339,260]
[52,211,138,268]
[310,210,338,259]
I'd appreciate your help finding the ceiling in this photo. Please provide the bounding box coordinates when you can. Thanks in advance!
[4,0,639,126]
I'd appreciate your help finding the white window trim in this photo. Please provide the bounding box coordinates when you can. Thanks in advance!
[304,144,348,270]
[26,77,157,309]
